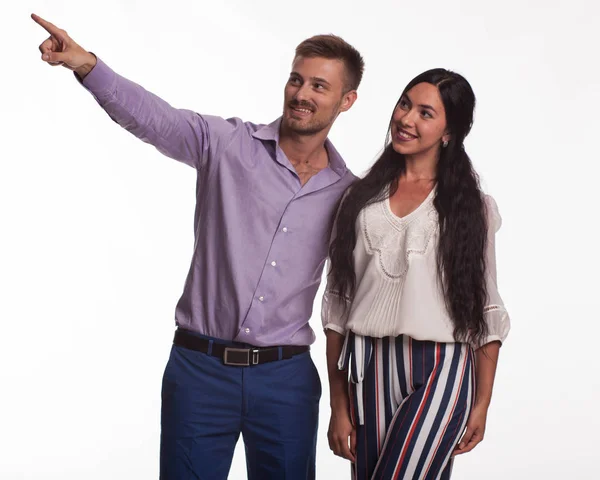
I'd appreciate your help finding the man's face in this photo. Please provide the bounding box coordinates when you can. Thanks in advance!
[282,56,354,136]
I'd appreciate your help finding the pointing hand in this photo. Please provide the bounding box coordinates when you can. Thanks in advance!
[32,13,97,78]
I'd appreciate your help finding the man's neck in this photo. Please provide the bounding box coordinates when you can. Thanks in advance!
[279,125,331,169]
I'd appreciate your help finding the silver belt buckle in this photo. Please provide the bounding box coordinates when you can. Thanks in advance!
[223,347,250,366]
[223,347,260,366]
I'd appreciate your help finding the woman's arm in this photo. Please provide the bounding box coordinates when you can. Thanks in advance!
[453,340,500,456]
[474,340,500,409]
[326,329,356,462]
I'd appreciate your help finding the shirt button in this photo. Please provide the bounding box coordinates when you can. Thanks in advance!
[282,227,288,233]
[245,328,250,334]
[258,296,264,302]
[271,261,277,267]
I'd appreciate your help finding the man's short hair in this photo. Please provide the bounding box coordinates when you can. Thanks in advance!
[295,34,365,92]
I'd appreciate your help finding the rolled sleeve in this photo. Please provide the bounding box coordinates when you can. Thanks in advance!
[476,195,511,349]
[321,289,350,334]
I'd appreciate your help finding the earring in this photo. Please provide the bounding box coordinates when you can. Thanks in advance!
[442,140,449,148]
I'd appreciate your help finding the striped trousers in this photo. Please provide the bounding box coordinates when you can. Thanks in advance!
[340,333,475,480]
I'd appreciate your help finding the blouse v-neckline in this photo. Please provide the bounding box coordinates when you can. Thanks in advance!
[384,185,437,224]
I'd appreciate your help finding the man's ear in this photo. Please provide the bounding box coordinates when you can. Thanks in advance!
[339,90,358,113]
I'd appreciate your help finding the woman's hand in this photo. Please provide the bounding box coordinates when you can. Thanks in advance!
[328,408,356,462]
[453,404,488,456]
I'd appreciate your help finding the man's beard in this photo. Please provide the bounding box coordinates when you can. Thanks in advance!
[286,116,330,136]
[284,100,340,136]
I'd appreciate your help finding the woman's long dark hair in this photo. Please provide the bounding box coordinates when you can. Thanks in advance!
[329,69,489,346]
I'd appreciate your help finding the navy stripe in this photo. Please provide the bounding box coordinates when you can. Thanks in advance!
[395,337,409,399]
[349,333,360,383]
[439,458,454,480]
[381,337,394,426]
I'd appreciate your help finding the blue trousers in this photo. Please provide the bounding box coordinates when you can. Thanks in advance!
[160,332,322,480]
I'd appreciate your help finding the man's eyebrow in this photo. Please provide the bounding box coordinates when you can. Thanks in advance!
[312,77,331,86]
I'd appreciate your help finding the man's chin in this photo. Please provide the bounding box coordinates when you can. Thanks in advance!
[283,118,324,136]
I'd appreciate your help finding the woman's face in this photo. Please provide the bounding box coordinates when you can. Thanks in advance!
[390,82,450,158]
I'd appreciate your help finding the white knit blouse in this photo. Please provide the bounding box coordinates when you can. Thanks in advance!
[321,188,510,349]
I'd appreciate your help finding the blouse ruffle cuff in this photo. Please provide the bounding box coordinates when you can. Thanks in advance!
[473,305,511,349]
[321,290,350,333]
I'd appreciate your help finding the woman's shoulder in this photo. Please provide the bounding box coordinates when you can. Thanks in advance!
[483,194,502,232]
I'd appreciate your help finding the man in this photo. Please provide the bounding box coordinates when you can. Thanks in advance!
[32,12,363,480]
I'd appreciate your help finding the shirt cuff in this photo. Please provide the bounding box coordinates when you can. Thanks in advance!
[75,56,117,100]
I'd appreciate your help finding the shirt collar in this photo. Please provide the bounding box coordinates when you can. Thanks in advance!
[252,117,349,178]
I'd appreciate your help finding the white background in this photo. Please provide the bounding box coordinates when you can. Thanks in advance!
[1,0,599,478]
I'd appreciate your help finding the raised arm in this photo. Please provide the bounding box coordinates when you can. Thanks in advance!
[32,13,230,169]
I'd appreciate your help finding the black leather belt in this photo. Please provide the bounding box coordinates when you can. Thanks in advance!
[173,330,309,367]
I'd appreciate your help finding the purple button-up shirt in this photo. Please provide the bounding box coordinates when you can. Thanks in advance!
[80,58,356,346]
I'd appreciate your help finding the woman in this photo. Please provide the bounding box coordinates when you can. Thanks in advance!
[322,69,510,480]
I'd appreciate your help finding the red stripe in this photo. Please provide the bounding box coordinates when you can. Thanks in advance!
[392,343,441,480]
[408,337,414,391]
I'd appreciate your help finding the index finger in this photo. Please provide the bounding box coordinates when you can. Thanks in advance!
[31,13,64,38]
